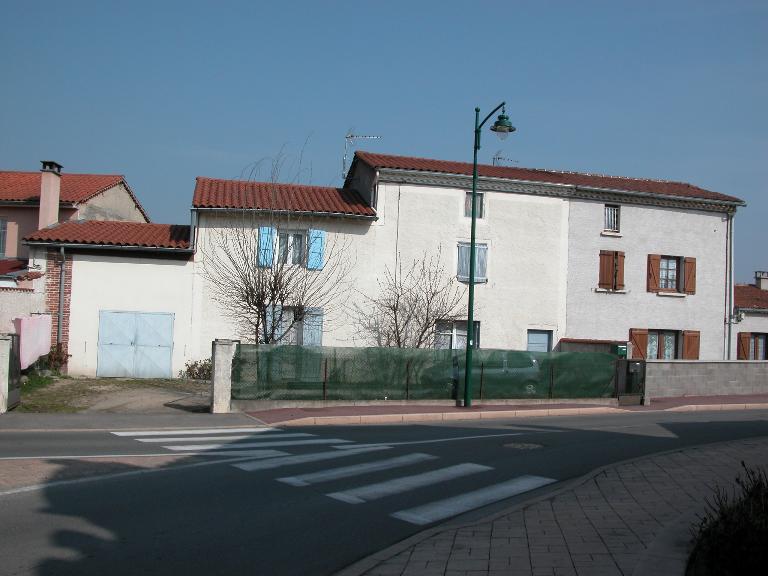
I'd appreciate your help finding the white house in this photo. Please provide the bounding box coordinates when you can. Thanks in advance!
[733,271,768,360]
[18,150,747,376]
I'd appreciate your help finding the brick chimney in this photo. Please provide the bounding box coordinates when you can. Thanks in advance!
[39,160,62,229]
[756,271,768,291]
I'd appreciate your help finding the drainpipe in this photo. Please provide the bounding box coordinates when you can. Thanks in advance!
[57,246,65,346]
[725,213,734,359]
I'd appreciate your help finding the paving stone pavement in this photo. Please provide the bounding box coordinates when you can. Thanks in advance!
[347,437,768,576]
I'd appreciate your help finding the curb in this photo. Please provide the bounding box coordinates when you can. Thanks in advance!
[333,435,768,576]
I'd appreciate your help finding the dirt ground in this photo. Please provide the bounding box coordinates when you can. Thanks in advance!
[17,377,211,414]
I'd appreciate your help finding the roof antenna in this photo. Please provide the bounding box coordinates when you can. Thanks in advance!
[343,131,381,179]
[492,150,518,166]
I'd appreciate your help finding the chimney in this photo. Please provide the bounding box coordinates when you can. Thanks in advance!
[39,160,62,229]
[756,271,768,291]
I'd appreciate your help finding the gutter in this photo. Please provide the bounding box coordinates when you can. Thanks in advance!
[737,307,768,315]
[192,207,378,221]
[376,168,746,209]
[23,241,193,254]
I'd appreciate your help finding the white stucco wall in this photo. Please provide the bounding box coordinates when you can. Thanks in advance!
[76,184,148,222]
[0,288,45,333]
[66,253,194,376]
[565,200,729,359]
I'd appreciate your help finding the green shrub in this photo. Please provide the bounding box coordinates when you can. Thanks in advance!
[179,358,213,381]
[687,461,768,576]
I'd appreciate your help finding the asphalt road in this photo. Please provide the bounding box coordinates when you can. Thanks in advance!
[1,409,767,576]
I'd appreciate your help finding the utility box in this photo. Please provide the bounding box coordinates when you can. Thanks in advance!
[612,344,628,358]
[615,358,645,405]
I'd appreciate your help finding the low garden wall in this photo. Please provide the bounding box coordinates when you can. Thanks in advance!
[645,360,768,398]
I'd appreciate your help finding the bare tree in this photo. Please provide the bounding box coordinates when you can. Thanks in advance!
[199,151,353,345]
[356,250,466,348]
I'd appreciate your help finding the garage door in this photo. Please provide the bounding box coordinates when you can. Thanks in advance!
[97,311,174,378]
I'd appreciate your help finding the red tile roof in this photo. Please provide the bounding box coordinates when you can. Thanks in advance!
[354,152,743,204]
[735,284,768,310]
[0,171,124,203]
[24,221,191,250]
[192,177,376,217]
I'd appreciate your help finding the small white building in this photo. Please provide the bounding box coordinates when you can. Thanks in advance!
[733,271,768,360]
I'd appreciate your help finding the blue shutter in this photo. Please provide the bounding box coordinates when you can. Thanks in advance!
[457,244,470,281]
[302,308,323,346]
[258,227,275,268]
[307,229,325,270]
[476,244,488,281]
[265,304,282,343]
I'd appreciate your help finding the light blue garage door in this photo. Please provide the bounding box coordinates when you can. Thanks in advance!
[97,311,174,378]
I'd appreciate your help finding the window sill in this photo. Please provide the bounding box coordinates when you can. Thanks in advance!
[600,230,622,237]
[457,278,488,284]
[594,288,627,294]
[656,291,686,298]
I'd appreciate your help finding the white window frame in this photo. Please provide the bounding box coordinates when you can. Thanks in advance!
[659,256,680,291]
[604,205,620,233]
[464,192,484,219]
[277,230,307,267]
[435,320,480,350]
[457,242,488,283]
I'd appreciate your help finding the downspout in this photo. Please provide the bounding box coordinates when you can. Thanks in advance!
[57,246,65,346]
[726,212,734,359]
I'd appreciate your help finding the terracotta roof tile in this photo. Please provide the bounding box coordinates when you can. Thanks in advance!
[24,221,191,250]
[0,171,125,203]
[735,284,768,310]
[192,177,376,217]
[354,151,743,204]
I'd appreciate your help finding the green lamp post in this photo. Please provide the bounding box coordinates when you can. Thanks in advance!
[463,102,516,408]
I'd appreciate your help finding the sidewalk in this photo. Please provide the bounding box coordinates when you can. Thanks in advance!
[337,436,768,576]
[247,393,768,426]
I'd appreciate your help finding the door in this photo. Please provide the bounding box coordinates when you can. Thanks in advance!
[527,330,552,353]
[97,311,174,378]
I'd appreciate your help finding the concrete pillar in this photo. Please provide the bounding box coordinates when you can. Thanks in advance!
[211,339,237,413]
[1,335,11,414]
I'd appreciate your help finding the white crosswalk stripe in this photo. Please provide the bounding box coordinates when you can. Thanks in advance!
[326,463,493,504]
[277,453,438,487]
[136,433,312,443]
[165,438,352,451]
[111,428,278,437]
[391,475,557,525]
[234,446,391,472]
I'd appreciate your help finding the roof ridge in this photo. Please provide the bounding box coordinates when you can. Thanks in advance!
[356,151,694,187]
[195,176,342,191]
[0,170,124,178]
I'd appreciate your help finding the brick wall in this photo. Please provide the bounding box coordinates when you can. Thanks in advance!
[45,249,72,359]
[645,360,768,398]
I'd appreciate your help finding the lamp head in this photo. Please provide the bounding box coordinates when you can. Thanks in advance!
[490,106,516,140]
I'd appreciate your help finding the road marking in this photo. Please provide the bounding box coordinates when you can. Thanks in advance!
[0,450,288,461]
[234,446,391,472]
[334,432,530,449]
[277,453,438,487]
[391,475,557,525]
[326,463,493,504]
[0,453,291,498]
[136,433,312,443]
[165,438,352,451]
[111,427,278,437]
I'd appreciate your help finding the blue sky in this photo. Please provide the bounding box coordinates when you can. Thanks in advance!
[2,0,765,281]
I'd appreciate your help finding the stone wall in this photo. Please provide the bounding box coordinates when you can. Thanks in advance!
[645,360,768,398]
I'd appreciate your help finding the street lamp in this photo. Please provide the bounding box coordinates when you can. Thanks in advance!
[464,102,516,408]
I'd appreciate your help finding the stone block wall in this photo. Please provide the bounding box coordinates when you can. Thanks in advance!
[645,360,768,398]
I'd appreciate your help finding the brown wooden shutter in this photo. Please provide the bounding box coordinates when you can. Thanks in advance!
[683,257,697,294]
[599,251,614,289]
[629,328,648,359]
[737,332,751,360]
[647,254,660,292]
[682,330,700,359]
[615,252,625,290]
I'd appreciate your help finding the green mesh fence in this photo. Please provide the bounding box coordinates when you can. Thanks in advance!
[231,345,617,401]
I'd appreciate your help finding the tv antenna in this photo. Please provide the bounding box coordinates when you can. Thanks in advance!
[343,131,381,178]
[492,150,518,166]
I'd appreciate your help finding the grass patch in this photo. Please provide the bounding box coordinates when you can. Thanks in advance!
[687,461,768,576]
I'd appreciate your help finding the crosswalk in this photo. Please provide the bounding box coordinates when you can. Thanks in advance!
[111,426,556,526]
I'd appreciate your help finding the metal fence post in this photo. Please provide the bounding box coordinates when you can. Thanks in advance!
[323,358,328,401]
[211,339,237,413]
[479,362,484,400]
[548,362,554,399]
[405,359,411,400]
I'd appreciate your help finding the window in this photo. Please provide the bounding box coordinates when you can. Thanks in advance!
[435,320,480,350]
[647,254,696,294]
[738,332,767,360]
[457,242,488,282]
[268,306,323,346]
[0,219,7,258]
[598,251,625,290]
[604,205,620,232]
[629,328,700,359]
[527,330,552,352]
[278,232,305,265]
[465,192,484,218]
